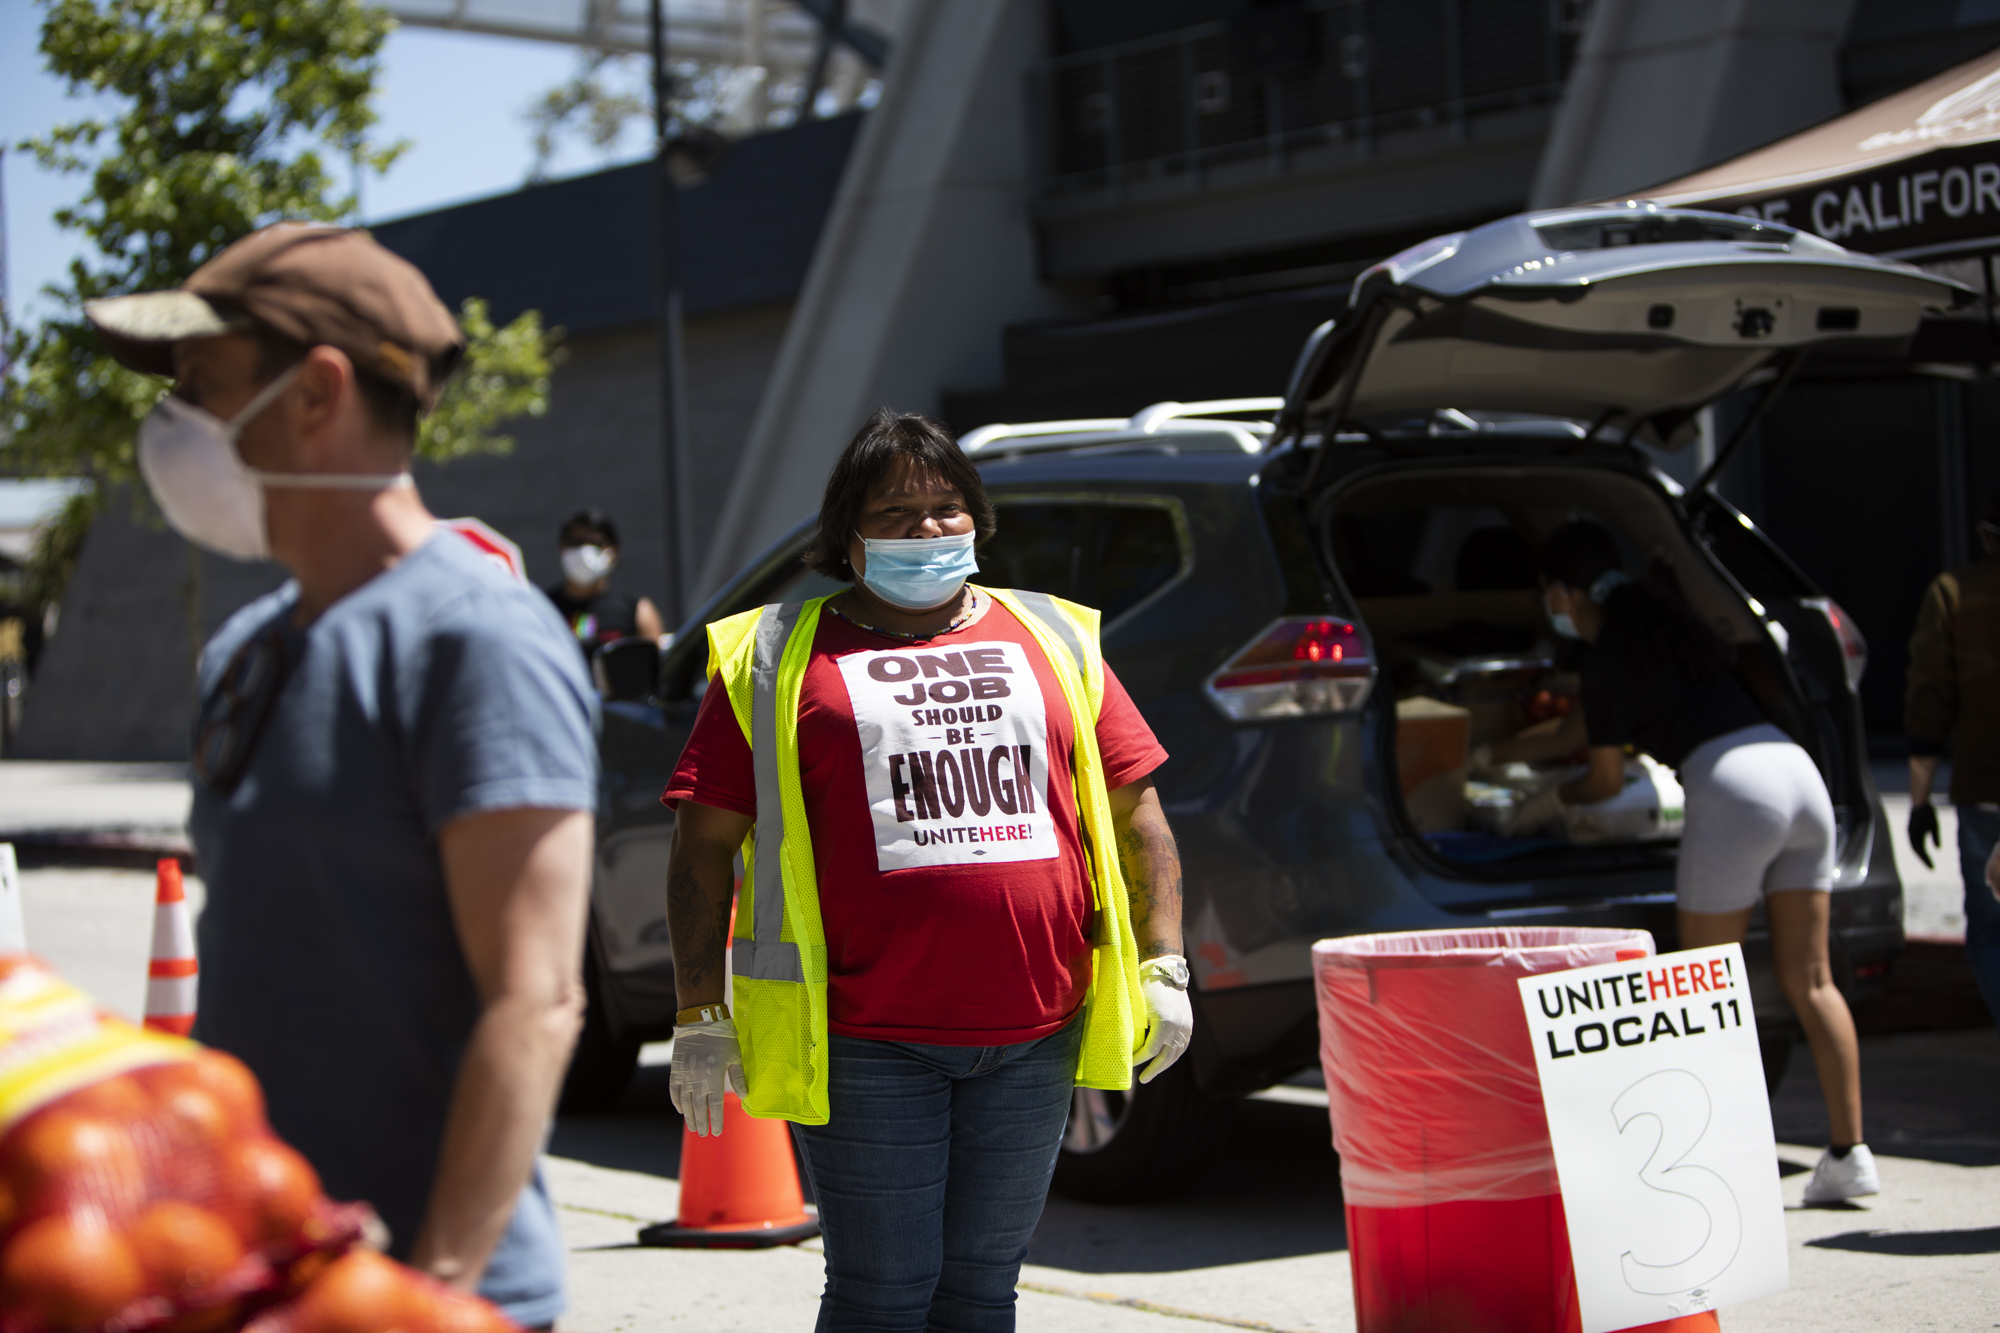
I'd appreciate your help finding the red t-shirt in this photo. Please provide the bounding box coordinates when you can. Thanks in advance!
[663,599,1166,1045]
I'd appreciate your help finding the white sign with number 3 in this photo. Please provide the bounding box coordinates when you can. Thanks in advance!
[1519,944,1788,1331]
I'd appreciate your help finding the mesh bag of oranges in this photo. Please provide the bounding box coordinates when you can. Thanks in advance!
[0,957,515,1333]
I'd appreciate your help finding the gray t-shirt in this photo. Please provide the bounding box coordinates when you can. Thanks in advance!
[188,532,597,1326]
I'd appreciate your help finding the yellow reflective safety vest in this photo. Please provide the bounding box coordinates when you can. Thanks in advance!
[703,585,1146,1124]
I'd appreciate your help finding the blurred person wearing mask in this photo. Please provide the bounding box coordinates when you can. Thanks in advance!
[1491,521,1873,1204]
[662,410,1189,1332]
[1906,494,2000,1027]
[85,224,597,1327]
[543,507,665,658]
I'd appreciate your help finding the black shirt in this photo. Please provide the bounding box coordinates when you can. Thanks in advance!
[1580,603,1767,770]
[544,583,641,658]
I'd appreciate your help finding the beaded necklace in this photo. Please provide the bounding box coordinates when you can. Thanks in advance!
[825,588,980,642]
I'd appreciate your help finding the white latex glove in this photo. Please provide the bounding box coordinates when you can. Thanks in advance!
[670,1017,747,1137]
[1507,783,1567,837]
[1134,957,1194,1085]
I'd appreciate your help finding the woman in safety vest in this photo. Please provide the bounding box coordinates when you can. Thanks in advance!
[661,409,1190,1331]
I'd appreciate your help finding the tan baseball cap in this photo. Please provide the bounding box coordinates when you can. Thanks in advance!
[85,223,465,412]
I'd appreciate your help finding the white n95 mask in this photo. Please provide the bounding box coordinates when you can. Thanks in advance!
[561,544,616,586]
[137,363,413,562]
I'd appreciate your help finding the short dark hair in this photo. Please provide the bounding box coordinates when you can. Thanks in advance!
[1538,520,1623,591]
[803,409,996,582]
[1540,519,1733,680]
[254,328,420,440]
[560,507,620,548]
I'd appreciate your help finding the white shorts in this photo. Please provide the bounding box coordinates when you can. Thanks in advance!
[1675,723,1837,914]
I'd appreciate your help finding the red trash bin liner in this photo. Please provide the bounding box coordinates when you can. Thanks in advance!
[1314,928,1715,1333]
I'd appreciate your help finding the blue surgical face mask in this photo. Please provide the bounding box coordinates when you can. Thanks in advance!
[858,532,978,610]
[1548,569,1626,639]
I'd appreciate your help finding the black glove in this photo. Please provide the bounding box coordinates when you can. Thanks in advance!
[1909,801,1940,870]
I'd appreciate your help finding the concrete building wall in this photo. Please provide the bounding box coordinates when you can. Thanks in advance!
[1531,0,1859,207]
[679,303,795,564]
[696,0,1084,597]
[1038,106,1557,280]
[421,324,668,596]
[9,493,287,763]
[368,115,863,605]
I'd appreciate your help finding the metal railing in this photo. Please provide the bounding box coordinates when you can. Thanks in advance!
[1030,0,1591,199]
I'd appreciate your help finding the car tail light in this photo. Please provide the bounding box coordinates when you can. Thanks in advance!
[1802,596,1867,692]
[1205,617,1375,720]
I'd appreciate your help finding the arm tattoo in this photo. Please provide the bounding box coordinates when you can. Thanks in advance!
[665,865,732,999]
[1116,810,1184,960]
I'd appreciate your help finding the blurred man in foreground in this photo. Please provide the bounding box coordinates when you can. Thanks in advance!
[86,224,598,1325]
[1907,495,2000,1027]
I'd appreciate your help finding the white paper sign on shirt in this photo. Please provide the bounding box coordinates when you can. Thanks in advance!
[837,640,1058,871]
[1518,944,1788,1332]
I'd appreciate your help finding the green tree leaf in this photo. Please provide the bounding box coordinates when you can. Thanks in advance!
[419,299,561,464]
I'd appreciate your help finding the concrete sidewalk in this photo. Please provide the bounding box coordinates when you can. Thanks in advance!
[9,860,1996,1332]
[0,760,191,856]
[544,1043,2000,1333]
[543,1145,1999,1333]
[1875,804,1968,945]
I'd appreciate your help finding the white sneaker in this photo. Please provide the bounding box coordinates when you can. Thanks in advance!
[1801,1144,1880,1204]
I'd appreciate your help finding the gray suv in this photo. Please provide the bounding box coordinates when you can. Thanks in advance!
[571,204,1963,1202]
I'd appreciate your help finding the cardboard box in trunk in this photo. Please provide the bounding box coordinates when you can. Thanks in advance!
[1395,696,1469,833]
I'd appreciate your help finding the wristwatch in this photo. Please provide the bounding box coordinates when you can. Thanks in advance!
[1141,956,1191,991]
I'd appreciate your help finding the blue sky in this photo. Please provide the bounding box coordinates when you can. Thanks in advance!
[1,5,655,325]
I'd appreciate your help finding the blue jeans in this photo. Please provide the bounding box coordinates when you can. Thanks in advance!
[475,1163,565,1328]
[792,1015,1085,1333]
[1956,807,2000,1027]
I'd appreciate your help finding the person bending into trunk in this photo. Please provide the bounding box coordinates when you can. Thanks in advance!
[1492,520,1874,1205]
[660,409,1190,1332]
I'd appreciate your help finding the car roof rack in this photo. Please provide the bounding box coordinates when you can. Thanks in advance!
[960,397,1283,457]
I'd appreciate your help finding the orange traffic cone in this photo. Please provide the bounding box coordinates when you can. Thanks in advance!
[638,1092,820,1249]
[143,858,197,1036]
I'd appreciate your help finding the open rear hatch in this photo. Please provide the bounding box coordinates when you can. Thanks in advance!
[1271,205,1959,896]
[1276,203,1972,450]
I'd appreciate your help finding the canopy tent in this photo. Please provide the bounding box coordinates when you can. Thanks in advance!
[1638,44,2000,265]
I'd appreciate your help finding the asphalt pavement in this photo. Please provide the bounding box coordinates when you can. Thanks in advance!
[3,761,1996,1331]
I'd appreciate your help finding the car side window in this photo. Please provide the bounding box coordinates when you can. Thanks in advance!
[1091,505,1183,620]
[981,504,1089,600]
[983,500,1186,622]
